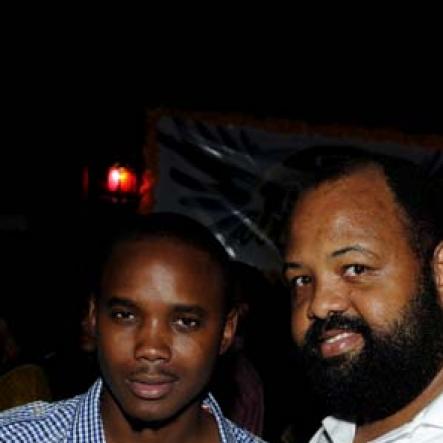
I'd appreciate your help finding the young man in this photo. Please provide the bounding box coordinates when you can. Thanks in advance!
[281,148,443,442]
[0,212,266,443]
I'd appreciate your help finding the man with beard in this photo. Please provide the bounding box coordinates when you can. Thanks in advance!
[282,148,443,442]
[0,213,266,443]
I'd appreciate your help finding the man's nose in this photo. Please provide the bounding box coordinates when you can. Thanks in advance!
[134,319,172,362]
[307,280,350,320]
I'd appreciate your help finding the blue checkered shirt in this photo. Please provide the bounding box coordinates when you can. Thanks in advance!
[0,378,266,442]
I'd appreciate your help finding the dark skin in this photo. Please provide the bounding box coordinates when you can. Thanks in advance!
[88,238,238,443]
[284,166,443,442]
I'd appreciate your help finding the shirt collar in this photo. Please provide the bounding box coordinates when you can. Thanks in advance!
[321,390,443,443]
[322,415,356,443]
[71,378,105,443]
[418,389,443,428]
[70,379,239,443]
[203,392,238,443]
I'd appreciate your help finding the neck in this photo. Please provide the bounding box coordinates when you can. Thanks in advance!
[101,390,219,443]
[354,367,443,443]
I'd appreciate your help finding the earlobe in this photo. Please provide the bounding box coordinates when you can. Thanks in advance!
[433,242,443,303]
[219,309,238,355]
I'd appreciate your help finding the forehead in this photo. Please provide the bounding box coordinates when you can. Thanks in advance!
[101,238,225,302]
[286,167,413,256]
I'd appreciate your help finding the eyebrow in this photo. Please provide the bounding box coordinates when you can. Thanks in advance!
[173,305,207,316]
[283,244,379,275]
[283,262,302,273]
[105,297,137,309]
[331,245,380,259]
[104,297,207,316]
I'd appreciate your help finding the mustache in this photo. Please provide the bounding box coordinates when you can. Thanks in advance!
[304,313,371,348]
[129,365,179,381]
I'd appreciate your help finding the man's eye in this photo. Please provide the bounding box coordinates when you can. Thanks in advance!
[174,317,200,330]
[111,311,135,321]
[290,275,312,288]
[343,264,368,277]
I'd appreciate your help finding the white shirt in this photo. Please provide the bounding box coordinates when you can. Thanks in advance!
[309,390,443,443]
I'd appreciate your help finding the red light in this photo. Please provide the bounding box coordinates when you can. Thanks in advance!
[108,168,120,192]
[107,166,137,194]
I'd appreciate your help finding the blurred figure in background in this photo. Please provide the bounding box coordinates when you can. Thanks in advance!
[0,315,51,411]
[211,261,296,441]
[210,261,265,436]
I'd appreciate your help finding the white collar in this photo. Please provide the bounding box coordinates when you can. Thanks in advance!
[320,390,443,442]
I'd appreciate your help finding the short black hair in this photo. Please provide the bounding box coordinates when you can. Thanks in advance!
[89,212,234,313]
[274,145,443,266]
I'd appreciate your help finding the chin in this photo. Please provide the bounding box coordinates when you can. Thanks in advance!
[324,348,363,367]
[124,402,180,428]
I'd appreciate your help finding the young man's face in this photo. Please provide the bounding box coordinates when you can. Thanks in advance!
[284,166,443,421]
[90,238,236,425]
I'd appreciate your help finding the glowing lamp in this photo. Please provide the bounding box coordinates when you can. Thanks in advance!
[107,165,137,194]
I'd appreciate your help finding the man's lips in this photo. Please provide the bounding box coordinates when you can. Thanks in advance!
[127,374,179,400]
[318,328,364,359]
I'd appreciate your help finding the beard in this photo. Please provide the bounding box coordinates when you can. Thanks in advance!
[299,268,443,425]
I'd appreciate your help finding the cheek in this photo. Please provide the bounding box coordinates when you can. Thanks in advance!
[353,277,418,330]
[97,325,134,364]
[356,297,405,332]
[175,333,221,371]
[291,306,310,346]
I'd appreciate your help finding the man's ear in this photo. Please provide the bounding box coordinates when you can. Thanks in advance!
[433,241,443,304]
[87,295,97,336]
[219,309,238,355]
[79,295,98,352]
